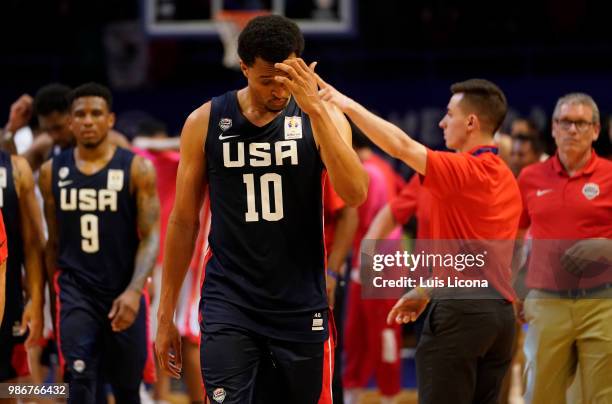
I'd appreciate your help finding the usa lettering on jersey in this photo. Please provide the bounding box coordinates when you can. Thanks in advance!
[222,140,298,168]
[222,140,299,223]
[58,170,122,253]
[59,188,118,212]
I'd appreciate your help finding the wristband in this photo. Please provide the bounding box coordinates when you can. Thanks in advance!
[414,286,431,300]
[326,269,339,280]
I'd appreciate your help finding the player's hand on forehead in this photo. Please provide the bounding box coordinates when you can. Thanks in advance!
[273,59,321,115]
[274,58,317,84]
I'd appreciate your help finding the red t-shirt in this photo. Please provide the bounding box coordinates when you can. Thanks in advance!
[389,174,432,239]
[422,146,522,301]
[518,151,612,290]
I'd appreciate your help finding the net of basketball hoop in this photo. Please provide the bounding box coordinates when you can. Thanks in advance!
[214,10,270,70]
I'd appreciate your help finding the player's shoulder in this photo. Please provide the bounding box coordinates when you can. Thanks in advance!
[130,152,155,176]
[178,101,213,154]
[184,101,212,131]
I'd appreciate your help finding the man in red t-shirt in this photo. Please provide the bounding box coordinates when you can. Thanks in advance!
[517,93,612,404]
[319,77,522,403]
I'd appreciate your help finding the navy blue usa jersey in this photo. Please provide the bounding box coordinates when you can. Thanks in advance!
[52,147,139,298]
[203,91,328,342]
[0,151,25,331]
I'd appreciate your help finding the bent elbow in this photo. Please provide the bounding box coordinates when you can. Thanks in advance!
[343,174,369,207]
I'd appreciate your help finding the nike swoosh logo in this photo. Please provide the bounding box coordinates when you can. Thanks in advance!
[58,180,73,187]
[536,189,552,197]
[218,133,240,141]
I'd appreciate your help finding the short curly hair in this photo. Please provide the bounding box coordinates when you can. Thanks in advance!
[68,82,113,111]
[33,83,71,117]
[238,15,304,66]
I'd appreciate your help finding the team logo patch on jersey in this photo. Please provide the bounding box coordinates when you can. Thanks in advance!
[284,116,303,140]
[212,388,226,403]
[219,118,232,132]
[582,182,600,200]
[107,169,124,191]
[0,167,6,188]
[59,166,70,179]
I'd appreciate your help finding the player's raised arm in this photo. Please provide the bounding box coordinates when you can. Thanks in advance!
[275,59,368,206]
[317,75,428,175]
[13,156,45,346]
[156,102,210,378]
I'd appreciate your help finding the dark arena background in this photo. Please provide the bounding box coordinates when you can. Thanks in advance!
[2,1,611,159]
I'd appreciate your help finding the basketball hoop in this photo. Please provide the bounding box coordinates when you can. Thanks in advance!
[214,10,270,70]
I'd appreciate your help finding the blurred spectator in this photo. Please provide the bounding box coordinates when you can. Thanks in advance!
[494,132,513,166]
[510,118,539,137]
[510,133,545,176]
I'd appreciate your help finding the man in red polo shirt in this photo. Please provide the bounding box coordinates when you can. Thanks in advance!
[319,77,522,403]
[517,93,612,404]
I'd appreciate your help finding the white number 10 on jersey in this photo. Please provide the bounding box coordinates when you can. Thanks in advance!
[243,173,284,222]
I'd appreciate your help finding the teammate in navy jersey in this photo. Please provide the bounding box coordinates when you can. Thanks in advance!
[156,15,368,404]
[0,149,45,382]
[39,83,160,404]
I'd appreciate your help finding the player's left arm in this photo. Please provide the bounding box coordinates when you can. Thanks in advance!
[12,156,45,346]
[130,155,160,291]
[108,155,160,332]
[274,58,368,206]
[317,75,428,175]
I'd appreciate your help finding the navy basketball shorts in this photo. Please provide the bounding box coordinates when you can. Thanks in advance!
[54,271,147,391]
[201,324,334,404]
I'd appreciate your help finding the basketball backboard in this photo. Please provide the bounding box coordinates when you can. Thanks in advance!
[144,0,356,36]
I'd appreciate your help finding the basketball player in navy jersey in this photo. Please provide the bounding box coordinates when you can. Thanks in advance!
[156,15,368,404]
[0,149,45,382]
[39,83,160,404]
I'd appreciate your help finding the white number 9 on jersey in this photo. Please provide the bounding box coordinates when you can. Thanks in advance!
[80,214,100,253]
